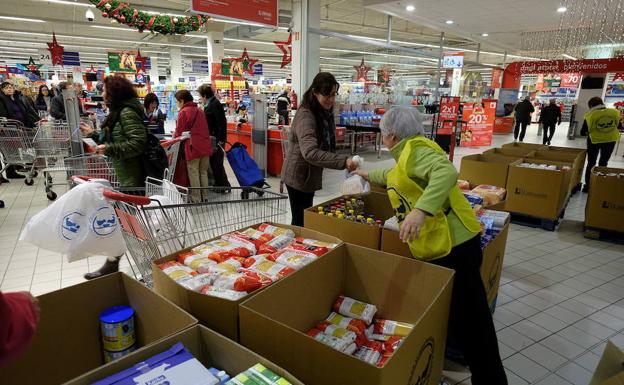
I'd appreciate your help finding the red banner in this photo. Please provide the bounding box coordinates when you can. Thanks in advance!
[191,0,278,27]
[437,96,460,135]
[560,73,581,88]
[460,100,497,147]
[491,68,503,89]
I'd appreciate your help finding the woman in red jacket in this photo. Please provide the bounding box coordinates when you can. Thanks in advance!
[174,90,213,202]
[0,291,39,365]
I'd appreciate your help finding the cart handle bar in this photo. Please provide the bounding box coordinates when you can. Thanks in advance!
[71,176,152,205]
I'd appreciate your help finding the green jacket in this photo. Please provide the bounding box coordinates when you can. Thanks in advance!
[369,136,477,247]
[97,99,147,187]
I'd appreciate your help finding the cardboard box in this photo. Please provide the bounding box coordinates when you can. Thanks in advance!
[304,192,396,250]
[484,147,536,157]
[501,142,545,150]
[152,222,342,342]
[380,220,509,307]
[589,341,624,385]
[543,146,588,188]
[505,159,573,219]
[0,273,197,385]
[66,325,304,385]
[585,167,624,232]
[528,149,585,191]
[240,244,454,385]
[459,153,521,187]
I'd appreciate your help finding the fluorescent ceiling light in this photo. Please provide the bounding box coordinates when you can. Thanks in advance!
[562,53,577,60]
[223,37,275,46]
[406,5,415,12]
[481,63,500,67]
[445,20,454,25]
[144,10,187,18]
[481,33,489,37]
[91,25,133,32]
[0,16,45,23]
[557,6,567,13]
[39,0,94,7]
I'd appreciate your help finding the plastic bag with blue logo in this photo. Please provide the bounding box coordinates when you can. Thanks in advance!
[19,182,127,262]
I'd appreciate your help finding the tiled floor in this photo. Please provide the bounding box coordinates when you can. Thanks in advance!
[1,123,623,384]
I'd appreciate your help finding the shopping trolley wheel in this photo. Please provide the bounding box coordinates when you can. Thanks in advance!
[31,171,38,178]
[241,189,250,200]
[46,191,57,201]
[0,200,4,209]
[24,178,34,186]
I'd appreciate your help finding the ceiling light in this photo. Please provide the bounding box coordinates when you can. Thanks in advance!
[557,6,567,12]
[481,33,489,37]
[0,16,45,23]
[562,53,577,60]
[42,0,95,7]
[91,25,132,32]
[406,5,415,12]
[445,20,454,25]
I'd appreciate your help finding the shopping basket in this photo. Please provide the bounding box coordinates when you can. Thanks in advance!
[0,118,38,185]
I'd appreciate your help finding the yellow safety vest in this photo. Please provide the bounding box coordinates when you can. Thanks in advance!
[386,137,481,260]
[584,108,621,144]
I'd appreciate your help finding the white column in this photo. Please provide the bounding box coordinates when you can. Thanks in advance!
[170,47,183,83]
[149,56,160,83]
[292,0,321,98]
[206,31,224,78]
[450,69,462,97]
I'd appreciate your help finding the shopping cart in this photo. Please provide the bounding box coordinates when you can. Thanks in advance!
[103,184,288,287]
[160,137,182,182]
[0,118,38,185]
[279,125,290,193]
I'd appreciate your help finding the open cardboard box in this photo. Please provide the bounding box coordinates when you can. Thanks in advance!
[239,243,454,385]
[528,149,585,191]
[484,147,537,157]
[589,341,624,385]
[585,167,624,232]
[66,324,304,385]
[542,146,588,188]
[304,192,396,250]
[0,273,197,385]
[459,153,522,188]
[505,158,573,219]
[152,222,342,342]
[501,142,546,150]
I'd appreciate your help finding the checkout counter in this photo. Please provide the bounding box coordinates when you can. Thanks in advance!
[227,121,287,176]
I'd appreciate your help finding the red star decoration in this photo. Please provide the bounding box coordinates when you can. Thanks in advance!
[135,50,148,73]
[47,32,64,67]
[274,34,292,69]
[354,58,371,82]
[18,57,42,76]
[224,48,259,76]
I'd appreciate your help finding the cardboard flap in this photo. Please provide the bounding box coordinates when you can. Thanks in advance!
[590,341,624,385]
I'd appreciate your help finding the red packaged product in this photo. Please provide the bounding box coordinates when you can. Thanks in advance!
[294,237,339,249]
[221,232,260,254]
[325,312,367,337]
[287,243,330,256]
[258,234,295,254]
[382,336,403,354]
[237,268,274,287]
[244,255,295,280]
[207,247,251,263]
[355,340,383,365]
[213,272,263,292]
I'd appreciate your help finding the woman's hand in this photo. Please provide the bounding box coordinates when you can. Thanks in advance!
[95,144,106,155]
[345,157,358,172]
[400,208,427,243]
[79,121,94,135]
[352,169,369,181]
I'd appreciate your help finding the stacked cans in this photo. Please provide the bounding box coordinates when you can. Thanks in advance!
[100,305,136,363]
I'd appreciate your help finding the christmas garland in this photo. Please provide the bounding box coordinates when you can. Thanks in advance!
[88,0,206,35]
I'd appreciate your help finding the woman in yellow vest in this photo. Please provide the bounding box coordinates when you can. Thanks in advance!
[354,106,507,385]
[580,97,621,192]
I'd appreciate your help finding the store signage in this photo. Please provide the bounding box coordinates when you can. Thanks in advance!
[192,60,210,73]
[491,68,503,89]
[191,0,278,28]
[253,63,263,75]
[560,73,581,88]
[108,51,140,73]
[460,100,497,147]
[437,96,460,135]
[189,76,196,82]
[443,52,464,69]
[182,59,193,73]
[38,49,52,66]
[62,52,80,67]
[135,73,146,84]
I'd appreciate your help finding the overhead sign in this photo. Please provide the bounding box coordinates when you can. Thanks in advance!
[182,58,193,73]
[460,100,497,147]
[38,49,52,66]
[443,52,464,69]
[191,0,278,28]
[62,51,80,67]
[192,60,210,73]
[253,63,263,76]
[108,52,138,73]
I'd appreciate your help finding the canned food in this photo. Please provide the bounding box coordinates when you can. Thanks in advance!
[100,305,136,352]
[103,345,136,363]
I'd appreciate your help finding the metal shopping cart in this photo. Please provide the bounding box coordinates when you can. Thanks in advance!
[103,184,288,287]
[159,137,182,182]
[0,118,38,185]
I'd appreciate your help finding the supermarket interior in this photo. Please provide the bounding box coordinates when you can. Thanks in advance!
[1,0,624,385]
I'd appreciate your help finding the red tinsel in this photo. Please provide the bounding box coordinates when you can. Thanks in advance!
[147,16,155,29]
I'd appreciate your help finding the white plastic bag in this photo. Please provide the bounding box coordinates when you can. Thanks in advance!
[341,174,371,195]
[19,182,127,262]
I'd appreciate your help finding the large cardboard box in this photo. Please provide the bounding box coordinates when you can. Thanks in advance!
[239,243,454,385]
[585,167,624,232]
[66,325,304,385]
[152,222,342,342]
[528,149,586,191]
[459,153,521,187]
[304,192,396,250]
[505,159,573,219]
[0,273,197,385]
[380,221,510,307]
[484,147,536,157]
[543,146,588,188]
[589,341,624,385]
[501,142,545,150]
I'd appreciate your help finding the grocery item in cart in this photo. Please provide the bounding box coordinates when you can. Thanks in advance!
[178,251,217,273]
[212,271,264,292]
[256,223,296,238]
[294,237,339,249]
[372,319,413,337]
[200,286,249,301]
[221,232,262,254]
[258,234,295,254]
[325,312,367,337]
[243,255,295,281]
[306,328,357,355]
[240,228,275,244]
[333,295,378,324]
[193,239,254,258]
[316,321,358,344]
[158,261,198,282]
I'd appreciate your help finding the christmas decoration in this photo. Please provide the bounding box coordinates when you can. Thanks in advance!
[47,33,65,67]
[135,50,148,73]
[221,48,259,76]
[86,64,97,73]
[274,34,292,68]
[377,66,392,84]
[353,58,371,82]
[17,57,43,77]
[88,0,206,35]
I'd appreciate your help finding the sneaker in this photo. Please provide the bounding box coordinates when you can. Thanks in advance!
[0,175,9,184]
[84,258,120,280]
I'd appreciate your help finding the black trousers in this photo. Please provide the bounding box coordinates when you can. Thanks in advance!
[209,147,231,188]
[278,110,289,125]
[286,185,314,227]
[431,236,508,385]
[585,137,616,186]
[542,123,556,145]
[514,120,529,141]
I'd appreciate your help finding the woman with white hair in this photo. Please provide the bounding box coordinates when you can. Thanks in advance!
[354,106,507,385]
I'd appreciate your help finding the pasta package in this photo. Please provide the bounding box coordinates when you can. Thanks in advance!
[257,223,296,238]
[294,237,339,249]
[258,234,295,254]
[325,312,367,336]
[332,296,377,324]
[200,286,248,301]
[177,251,217,273]
[471,185,507,206]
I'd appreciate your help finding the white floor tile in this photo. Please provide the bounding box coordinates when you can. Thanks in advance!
[556,326,602,350]
[505,369,529,385]
[512,320,552,342]
[574,351,602,372]
[504,353,549,383]
[574,318,618,340]
[558,299,598,317]
[556,362,593,385]
[588,311,624,331]
[534,373,573,385]
[521,343,568,371]
[544,305,585,324]
[528,313,570,333]
[30,281,61,296]
[498,327,534,351]
[494,307,524,327]
[501,300,541,318]
[541,335,585,360]
[32,270,62,284]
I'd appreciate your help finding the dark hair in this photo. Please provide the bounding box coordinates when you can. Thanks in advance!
[175,90,193,104]
[103,76,138,107]
[300,72,339,113]
[58,81,69,91]
[197,84,214,99]
[0,81,12,90]
[38,84,49,98]
[588,97,604,108]
[144,92,159,110]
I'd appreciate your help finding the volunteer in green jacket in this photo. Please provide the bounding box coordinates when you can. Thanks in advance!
[354,106,507,385]
[580,97,621,192]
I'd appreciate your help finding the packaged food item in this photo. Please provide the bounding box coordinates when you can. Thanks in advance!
[257,223,296,238]
[200,285,249,300]
[372,319,414,337]
[268,247,320,270]
[307,328,357,354]
[240,228,275,244]
[100,305,135,353]
[471,185,507,206]
[221,232,259,254]
[294,237,339,249]
[244,256,295,281]
[382,336,404,354]
[179,273,217,291]
[332,295,377,324]
[325,312,367,336]
[213,272,263,292]
[287,243,330,256]
[463,192,484,208]
[354,341,383,365]
[207,247,252,263]
[316,321,357,344]
[246,363,292,385]
[158,261,197,282]
[178,251,218,273]
[193,239,253,257]
[258,234,295,254]
[237,268,274,287]
[457,179,471,190]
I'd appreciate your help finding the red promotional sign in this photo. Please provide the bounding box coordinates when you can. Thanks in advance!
[437,96,460,135]
[560,73,581,88]
[191,0,278,27]
[491,68,503,89]
[460,100,497,147]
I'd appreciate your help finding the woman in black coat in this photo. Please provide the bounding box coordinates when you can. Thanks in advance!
[35,85,52,112]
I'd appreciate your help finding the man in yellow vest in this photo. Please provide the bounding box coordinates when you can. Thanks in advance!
[581,97,621,192]
[354,106,507,385]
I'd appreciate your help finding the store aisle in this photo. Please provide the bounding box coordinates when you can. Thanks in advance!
[0,127,623,385]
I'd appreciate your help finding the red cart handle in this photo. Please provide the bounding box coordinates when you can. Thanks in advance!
[160,137,182,147]
[102,190,152,205]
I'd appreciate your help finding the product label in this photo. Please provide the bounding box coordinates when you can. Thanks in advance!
[340,297,366,317]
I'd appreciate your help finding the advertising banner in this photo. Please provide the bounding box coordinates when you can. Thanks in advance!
[496,88,519,117]
[192,60,210,73]
[460,100,497,147]
[108,52,138,73]
[62,52,81,67]
[491,68,503,89]
[437,96,460,135]
[560,73,581,88]
[191,0,278,27]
